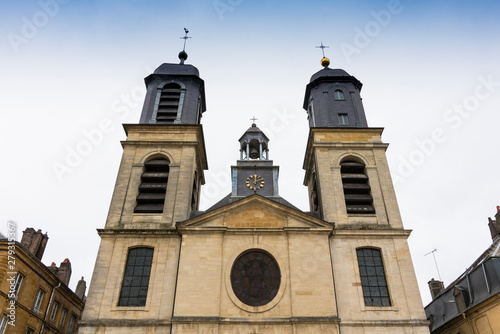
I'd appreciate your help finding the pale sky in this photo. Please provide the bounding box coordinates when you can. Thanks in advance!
[1,0,500,306]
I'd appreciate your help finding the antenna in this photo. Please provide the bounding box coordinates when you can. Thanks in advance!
[425,249,442,281]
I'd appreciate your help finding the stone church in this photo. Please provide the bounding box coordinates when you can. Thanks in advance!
[79,46,430,333]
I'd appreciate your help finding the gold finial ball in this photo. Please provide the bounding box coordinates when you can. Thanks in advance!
[321,57,330,67]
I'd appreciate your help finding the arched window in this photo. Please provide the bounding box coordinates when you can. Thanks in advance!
[340,160,375,214]
[191,172,199,210]
[156,83,181,123]
[134,158,169,213]
[118,247,154,307]
[310,172,319,212]
[334,89,345,101]
[356,248,391,306]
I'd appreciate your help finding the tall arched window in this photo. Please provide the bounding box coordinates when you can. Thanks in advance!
[134,158,169,213]
[191,172,199,211]
[156,83,181,123]
[334,89,345,101]
[340,160,375,214]
[118,247,154,307]
[310,172,319,212]
[356,248,391,306]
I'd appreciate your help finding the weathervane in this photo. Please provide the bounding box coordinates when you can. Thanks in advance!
[180,28,191,51]
[178,28,191,64]
[315,42,331,68]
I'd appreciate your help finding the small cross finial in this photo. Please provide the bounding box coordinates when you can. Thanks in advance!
[180,28,191,51]
[316,42,329,58]
[250,116,258,125]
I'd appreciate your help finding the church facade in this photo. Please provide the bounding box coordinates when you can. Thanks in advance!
[78,50,430,333]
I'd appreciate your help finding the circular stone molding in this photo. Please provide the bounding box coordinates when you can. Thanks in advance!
[230,250,281,306]
[225,246,286,313]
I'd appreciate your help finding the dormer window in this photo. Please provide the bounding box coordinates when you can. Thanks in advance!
[334,89,345,101]
[338,113,349,125]
[453,286,470,313]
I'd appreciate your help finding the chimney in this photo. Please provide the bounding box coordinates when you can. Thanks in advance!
[488,205,500,240]
[48,262,58,276]
[75,277,87,300]
[56,258,72,286]
[428,278,445,299]
[21,228,49,260]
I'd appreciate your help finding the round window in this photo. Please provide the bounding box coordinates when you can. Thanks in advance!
[230,250,281,307]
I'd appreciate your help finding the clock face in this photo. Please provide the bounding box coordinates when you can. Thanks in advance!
[246,174,265,191]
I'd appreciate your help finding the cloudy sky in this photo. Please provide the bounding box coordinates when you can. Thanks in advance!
[1,0,499,306]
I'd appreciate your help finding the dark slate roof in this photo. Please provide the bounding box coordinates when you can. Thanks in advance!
[310,68,350,82]
[307,67,363,93]
[189,210,206,219]
[425,237,500,332]
[238,124,270,142]
[304,211,322,219]
[154,63,200,76]
[205,193,301,213]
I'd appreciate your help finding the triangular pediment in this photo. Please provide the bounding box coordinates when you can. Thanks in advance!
[177,195,333,231]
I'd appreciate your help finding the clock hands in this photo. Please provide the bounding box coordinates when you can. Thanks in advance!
[246,174,265,190]
[253,177,263,184]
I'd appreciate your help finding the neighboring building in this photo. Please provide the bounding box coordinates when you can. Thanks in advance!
[425,206,500,333]
[0,228,86,334]
[79,47,430,333]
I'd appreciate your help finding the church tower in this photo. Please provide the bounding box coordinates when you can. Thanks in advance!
[303,56,429,332]
[79,37,209,332]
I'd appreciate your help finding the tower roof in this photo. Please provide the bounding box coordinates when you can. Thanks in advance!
[310,67,350,82]
[308,67,362,90]
[238,123,270,143]
[153,63,200,77]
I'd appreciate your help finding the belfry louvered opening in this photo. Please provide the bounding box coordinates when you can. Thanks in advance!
[340,160,375,214]
[134,158,169,213]
[156,83,181,123]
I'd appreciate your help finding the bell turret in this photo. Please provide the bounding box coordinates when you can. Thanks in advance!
[238,121,270,160]
[230,120,279,197]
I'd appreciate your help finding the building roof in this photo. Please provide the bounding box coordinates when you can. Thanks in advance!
[425,235,500,332]
[205,193,301,213]
[153,63,200,76]
[309,67,351,82]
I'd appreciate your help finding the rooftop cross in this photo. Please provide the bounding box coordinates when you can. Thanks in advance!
[180,28,191,51]
[250,116,258,125]
[316,42,329,58]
